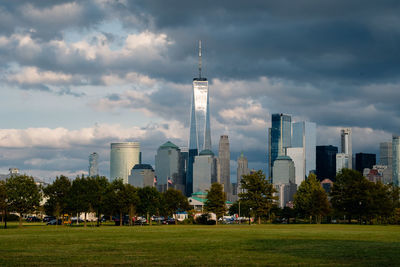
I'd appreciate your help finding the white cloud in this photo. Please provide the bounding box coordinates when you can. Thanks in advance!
[7,67,73,85]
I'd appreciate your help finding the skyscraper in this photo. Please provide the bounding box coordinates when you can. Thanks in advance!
[187,40,212,196]
[88,152,99,177]
[292,121,316,177]
[269,113,292,178]
[355,153,376,174]
[155,141,182,192]
[110,142,140,183]
[392,135,400,186]
[380,142,393,167]
[193,150,217,193]
[237,152,249,195]
[218,135,231,195]
[128,164,155,188]
[340,128,352,169]
[316,145,338,181]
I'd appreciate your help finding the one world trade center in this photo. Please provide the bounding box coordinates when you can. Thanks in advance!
[186,40,212,196]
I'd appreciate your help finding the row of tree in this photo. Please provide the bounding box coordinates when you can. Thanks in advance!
[0,175,189,227]
[2,168,399,227]
[228,169,400,224]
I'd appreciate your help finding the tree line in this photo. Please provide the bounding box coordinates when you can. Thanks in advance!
[0,175,189,227]
[229,169,400,224]
[1,168,400,227]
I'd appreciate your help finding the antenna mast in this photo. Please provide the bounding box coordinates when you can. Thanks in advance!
[198,40,202,79]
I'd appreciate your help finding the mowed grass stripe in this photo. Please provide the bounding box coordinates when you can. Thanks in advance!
[0,224,400,266]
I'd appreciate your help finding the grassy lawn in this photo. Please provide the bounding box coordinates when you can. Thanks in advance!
[1,223,400,266]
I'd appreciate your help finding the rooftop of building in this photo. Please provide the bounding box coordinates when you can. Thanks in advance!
[275,155,293,161]
[199,149,214,156]
[132,164,154,170]
[159,141,180,150]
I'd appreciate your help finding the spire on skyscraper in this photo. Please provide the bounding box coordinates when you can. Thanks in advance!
[198,40,202,79]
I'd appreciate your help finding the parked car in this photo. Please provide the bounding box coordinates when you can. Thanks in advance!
[26,216,41,222]
[47,219,62,225]
[70,217,84,224]
[163,218,176,225]
[113,215,131,226]
[43,216,56,223]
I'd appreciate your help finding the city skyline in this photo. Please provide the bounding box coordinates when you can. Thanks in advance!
[0,1,398,180]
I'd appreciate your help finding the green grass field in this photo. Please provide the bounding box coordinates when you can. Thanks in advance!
[1,223,400,266]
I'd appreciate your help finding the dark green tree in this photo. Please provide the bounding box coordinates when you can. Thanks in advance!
[330,169,372,223]
[6,175,42,227]
[205,183,227,224]
[294,174,331,223]
[239,170,278,224]
[68,175,90,226]
[162,188,190,218]
[86,176,109,226]
[137,186,161,225]
[43,175,71,222]
[0,180,7,226]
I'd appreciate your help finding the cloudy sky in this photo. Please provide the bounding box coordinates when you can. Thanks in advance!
[0,0,399,182]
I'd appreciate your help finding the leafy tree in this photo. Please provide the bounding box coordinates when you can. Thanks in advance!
[0,180,7,226]
[205,183,227,224]
[239,170,278,224]
[114,181,139,226]
[137,186,161,225]
[162,188,190,218]
[331,169,373,223]
[68,175,90,226]
[86,176,109,226]
[43,175,71,222]
[6,175,42,227]
[294,174,331,223]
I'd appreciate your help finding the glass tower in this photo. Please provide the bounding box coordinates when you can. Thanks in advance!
[269,113,292,178]
[187,40,212,196]
[292,121,317,178]
[88,152,99,177]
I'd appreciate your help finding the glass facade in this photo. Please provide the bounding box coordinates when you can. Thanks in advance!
[286,147,305,185]
[110,142,140,183]
[380,142,392,167]
[193,150,217,193]
[189,78,211,151]
[88,152,99,177]
[155,141,181,192]
[392,136,400,186]
[270,114,291,177]
[292,121,316,177]
[316,145,338,181]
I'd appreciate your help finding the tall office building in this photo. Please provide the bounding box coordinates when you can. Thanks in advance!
[155,141,182,192]
[292,121,316,177]
[218,135,231,195]
[237,152,249,195]
[380,142,393,167]
[269,113,292,178]
[316,145,338,181]
[392,136,400,186]
[355,153,376,174]
[340,128,352,169]
[272,156,296,208]
[336,153,350,173]
[286,147,305,185]
[193,150,217,193]
[128,164,155,188]
[88,152,99,177]
[110,142,140,183]
[187,40,212,196]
